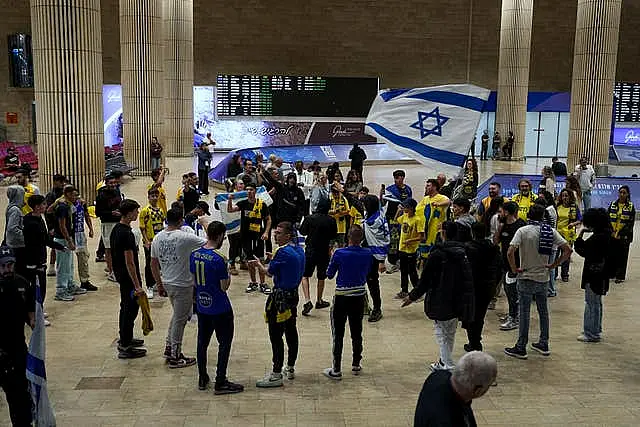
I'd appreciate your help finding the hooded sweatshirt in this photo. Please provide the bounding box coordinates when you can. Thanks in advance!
[5,185,25,248]
[455,213,476,242]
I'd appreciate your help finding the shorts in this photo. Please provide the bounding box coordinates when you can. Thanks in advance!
[242,233,265,260]
[303,249,330,280]
[101,223,117,249]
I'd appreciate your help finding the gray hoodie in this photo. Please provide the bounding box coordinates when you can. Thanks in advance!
[5,185,25,248]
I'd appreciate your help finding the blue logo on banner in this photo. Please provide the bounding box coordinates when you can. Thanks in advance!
[410,107,450,138]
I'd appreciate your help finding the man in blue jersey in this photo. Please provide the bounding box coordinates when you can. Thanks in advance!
[251,221,305,388]
[190,221,244,394]
[323,225,371,380]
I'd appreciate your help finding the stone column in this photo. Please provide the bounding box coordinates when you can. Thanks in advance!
[567,0,622,169]
[30,0,105,202]
[163,0,194,157]
[495,0,534,160]
[120,0,164,175]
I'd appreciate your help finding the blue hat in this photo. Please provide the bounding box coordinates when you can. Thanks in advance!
[0,246,16,264]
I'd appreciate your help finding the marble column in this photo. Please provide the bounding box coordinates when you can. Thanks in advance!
[567,0,622,169]
[120,0,164,175]
[30,0,105,202]
[163,0,194,157]
[495,0,534,160]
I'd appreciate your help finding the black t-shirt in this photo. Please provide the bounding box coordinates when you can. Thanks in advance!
[182,186,200,214]
[499,218,526,268]
[552,162,567,177]
[481,134,489,145]
[299,213,337,255]
[414,370,477,427]
[5,154,19,166]
[110,223,141,285]
[0,274,33,359]
[237,199,269,235]
[53,201,74,239]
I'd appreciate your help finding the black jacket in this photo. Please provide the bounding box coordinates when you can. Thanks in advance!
[95,186,122,223]
[23,213,65,267]
[409,241,475,323]
[574,232,612,295]
[263,172,305,224]
[464,238,501,303]
[0,274,33,363]
[552,161,567,177]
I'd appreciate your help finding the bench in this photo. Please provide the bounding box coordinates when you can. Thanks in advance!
[106,153,138,178]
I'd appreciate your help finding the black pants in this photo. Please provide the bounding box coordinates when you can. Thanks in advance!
[197,311,234,384]
[331,295,365,372]
[303,199,311,218]
[268,316,298,373]
[228,233,242,266]
[613,238,630,280]
[12,247,29,282]
[466,294,491,350]
[198,168,209,194]
[118,280,140,347]
[366,256,382,311]
[0,353,32,427]
[143,246,155,289]
[399,251,419,293]
[24,266,47,305]
[96,239,105,259]
[481,144,488,160]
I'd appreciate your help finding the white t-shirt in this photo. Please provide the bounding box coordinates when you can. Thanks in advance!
[510,225,566,283]
[574,165,595,191]
[150,229,206,287]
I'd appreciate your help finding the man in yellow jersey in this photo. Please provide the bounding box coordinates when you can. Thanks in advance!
[15,168,39,215]
[417,179,450,260]
[150,167,167,214]
[477,182,507,220]
[139,188,166,299]
[511,179,537,221]
[329,184,351,249]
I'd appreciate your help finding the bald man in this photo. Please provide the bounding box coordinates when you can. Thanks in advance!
[414,351,497,427]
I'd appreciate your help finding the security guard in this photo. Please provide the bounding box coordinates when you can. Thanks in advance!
[0,245,35,426]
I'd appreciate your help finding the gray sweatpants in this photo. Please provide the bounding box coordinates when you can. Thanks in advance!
[165,284,194,359]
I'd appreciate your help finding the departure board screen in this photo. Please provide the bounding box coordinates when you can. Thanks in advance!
[216,75,378,117]
[615,82,640,122]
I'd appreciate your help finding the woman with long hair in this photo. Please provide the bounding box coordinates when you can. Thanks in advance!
[555,189,582,282]
[565,175,583,211]
[574,208,613,342]
[460,159,478,200]
[344,169,363,196]
[540,166,556,196]
[608,185,635,283]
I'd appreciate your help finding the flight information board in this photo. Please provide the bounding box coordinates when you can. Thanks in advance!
[216,75,378,117]
[615,82,640,122]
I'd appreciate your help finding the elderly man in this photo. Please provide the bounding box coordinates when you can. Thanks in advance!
[414,351,497,427]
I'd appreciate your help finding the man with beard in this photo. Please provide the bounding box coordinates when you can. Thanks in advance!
[417,179,450,260]
[512,179,537,222]
[476,182,504,220]
[0,245,35,426]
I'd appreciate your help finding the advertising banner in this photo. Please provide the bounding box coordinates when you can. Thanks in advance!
[612,126,640,146]
[308,122,376,145]
[476,174,640,211]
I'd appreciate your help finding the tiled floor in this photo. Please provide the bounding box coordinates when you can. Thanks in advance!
[0,156,638,426]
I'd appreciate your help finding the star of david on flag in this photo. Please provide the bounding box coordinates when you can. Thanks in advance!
[365,84,490,176]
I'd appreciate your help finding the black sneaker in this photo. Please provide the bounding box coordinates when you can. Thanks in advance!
[118,347,147,359]
[315,300,330,310]
[504,346,528,359]
[245,282,259,293]
[95,256,106,263]
[531,342,550,356]
[214,379,245,395]
[198,375,210,391]
[163,344,172,360]
[368,309,383,323]
[117,338,144,350]
[168,354,197,369]
[259,283,272,295]
[81,281,98,291]
[302,301,313,316]
[464,343,482,352]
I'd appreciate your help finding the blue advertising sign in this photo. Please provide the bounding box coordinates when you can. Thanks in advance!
[476,174,640,211]
[612,126,640,146]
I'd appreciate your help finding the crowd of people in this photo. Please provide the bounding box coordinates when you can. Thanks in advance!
[0,152,636,425]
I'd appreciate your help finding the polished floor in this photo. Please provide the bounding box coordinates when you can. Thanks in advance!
[0,156,639,426]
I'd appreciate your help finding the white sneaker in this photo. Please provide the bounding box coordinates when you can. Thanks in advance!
[146,287,154,299]
[283,366,295,380]
[107,272,117,282]
[499,317,519,331]
[43,312,49,319]
[323,368,342,381]
[44,319,51,327]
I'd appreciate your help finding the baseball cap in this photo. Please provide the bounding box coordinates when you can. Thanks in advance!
[196,201,211,216]
[0,246,16,264]
[402,198,418,210]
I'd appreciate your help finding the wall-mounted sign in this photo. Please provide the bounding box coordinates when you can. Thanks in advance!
[612,126,640,146]
[6,112,18,124]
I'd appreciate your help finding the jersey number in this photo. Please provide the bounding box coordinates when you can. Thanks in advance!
[194,260,206,286]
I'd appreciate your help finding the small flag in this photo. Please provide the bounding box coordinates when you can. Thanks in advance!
[26,279,56,426]
[365,84,490,177]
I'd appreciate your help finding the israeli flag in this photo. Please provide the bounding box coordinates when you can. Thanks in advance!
[365,84,490,176]
[214,186,273,234]
[26,280,56,426]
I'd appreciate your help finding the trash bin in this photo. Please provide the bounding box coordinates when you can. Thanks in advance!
[595,163,608,177]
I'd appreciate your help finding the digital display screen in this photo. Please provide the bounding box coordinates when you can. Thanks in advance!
[216,75,378,118]
[615,82,640,122]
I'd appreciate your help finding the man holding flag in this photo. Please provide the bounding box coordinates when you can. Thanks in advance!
[0,245,38,426]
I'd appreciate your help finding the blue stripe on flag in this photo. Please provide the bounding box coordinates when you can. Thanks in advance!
[380,88,411,102]
[27,353,46,380]
[226,219,241,231]
[369,245,389,255]
[405,91,485,112]
[366,123,466,167]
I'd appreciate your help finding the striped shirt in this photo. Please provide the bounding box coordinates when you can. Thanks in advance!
[326,246,372,296]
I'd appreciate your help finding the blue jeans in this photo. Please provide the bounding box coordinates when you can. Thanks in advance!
[54,238,75,295]
[582,190,592,211]
[151,157,161,170]
[516,279,549,350]
[583,285,603,340]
